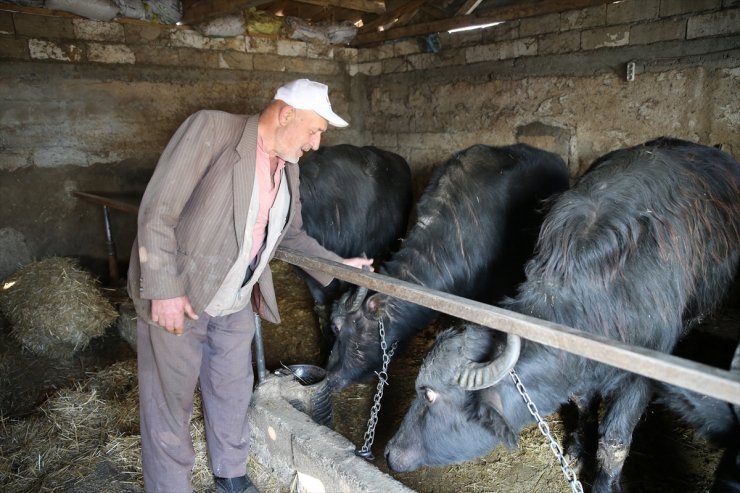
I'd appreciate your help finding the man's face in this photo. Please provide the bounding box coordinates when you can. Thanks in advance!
[275,108,327,163]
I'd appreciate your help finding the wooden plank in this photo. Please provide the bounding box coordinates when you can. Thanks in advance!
[275,247,740,406]
[182,0,275,25]
[292,0,386,14]
[455,0,483,16]
[71,191,141,215]
[354,0,611,45]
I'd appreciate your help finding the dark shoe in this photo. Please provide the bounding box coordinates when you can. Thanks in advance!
[213,475,259,493]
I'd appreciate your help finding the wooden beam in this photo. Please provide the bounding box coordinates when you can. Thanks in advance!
[182,0,275,25]
[360,0,428,33]
[275,247,740,407]
[291,0,386,14]
[455,0,483,16]
[354,0,612,46]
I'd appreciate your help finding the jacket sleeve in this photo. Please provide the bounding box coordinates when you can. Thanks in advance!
[136,111,216,300]
[279,169,345,287]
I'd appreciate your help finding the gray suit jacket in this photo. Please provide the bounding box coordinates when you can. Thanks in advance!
[127,110,342,324]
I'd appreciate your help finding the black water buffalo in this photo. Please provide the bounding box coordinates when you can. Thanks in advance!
[385,138,740,493]
[296,144,413,342]
[325,143,570,391]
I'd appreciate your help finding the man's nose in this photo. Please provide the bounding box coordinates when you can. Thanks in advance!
[310,133,321,150]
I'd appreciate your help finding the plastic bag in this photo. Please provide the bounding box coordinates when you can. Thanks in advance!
[194,12,246,37]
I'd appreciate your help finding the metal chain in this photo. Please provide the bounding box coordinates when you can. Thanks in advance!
[355,318,397,461]
[510,369,584,493]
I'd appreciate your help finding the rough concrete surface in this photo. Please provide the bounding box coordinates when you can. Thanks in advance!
[249,374,415,493]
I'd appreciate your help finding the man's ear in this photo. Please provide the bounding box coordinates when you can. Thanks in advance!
[278,105,295,126]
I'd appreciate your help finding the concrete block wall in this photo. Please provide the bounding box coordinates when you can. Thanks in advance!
[352,0,738,74]
[353,0,740,177]
[0,6,356,278]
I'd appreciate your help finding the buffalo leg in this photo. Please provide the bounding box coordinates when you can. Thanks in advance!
[592,376,653,493]
[567,391,601,475]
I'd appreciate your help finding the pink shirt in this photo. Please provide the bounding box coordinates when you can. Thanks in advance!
[251,136,285,261]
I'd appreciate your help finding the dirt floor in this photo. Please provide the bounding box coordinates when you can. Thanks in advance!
[0,260,737,492]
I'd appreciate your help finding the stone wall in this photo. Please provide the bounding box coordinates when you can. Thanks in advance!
[354,0,740,180]
[0,6,356,279]
[1,1,738,279]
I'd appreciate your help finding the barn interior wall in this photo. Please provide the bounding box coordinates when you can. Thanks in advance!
[356,0,740,186]
[0,1,738,281]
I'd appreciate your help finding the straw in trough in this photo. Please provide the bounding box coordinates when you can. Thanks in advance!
[0,257,118,359]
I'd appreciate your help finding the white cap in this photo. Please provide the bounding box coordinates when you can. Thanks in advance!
[274,79,349,128]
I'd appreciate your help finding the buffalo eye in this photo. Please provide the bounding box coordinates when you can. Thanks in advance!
[423,388,438,404]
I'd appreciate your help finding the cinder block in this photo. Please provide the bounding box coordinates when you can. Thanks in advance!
[630,18,687,44]
[253,53,287,71]
[131,45,180,66]
[561,5,606,31]
[687,8,740,38]
[465,37,537,63]
[607,0,660,24]
[538,30,580,55]
[0,11,15,35]
[177,47,221,68]
[88,43,135,64]
[246,36,277,54]
[581,26,629,49]
[479,20,520,43]
[393,39,421,57]
[0,37,29,60]
[661,0,722,17]
[333,46,357,62]
[123,23,169,44]
[520,12,561,37]
[356,61,382,76]
[73,18,124,42]
[14,12,75,39]
[28,38,82,62]
[219,51,254,70]
[381,56,408,74]
[276,39,307,57]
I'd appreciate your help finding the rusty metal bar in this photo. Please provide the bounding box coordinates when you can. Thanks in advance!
[275,247,740,406]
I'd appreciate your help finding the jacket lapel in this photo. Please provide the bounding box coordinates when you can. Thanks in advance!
[234,114,260,251]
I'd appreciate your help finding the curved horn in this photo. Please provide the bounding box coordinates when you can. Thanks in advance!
[456,332,522,390]
[347,285,368,313]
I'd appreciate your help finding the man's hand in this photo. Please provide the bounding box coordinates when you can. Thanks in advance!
[342,257,374,271]
[151,296,199,336]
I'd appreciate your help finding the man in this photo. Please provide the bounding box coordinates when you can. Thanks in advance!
[128,79,372,493]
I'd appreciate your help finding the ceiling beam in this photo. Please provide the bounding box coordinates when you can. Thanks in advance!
[455,0,483,16]
[181,0,274,25]
[291,0,386,14]
[360,0,429,32]
[354,0,612,46]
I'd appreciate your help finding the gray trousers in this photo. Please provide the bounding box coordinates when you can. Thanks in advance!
[137,306,256,493]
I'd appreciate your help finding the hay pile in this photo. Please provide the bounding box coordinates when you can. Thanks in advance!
[0,358,282,492]
[0,257,118,359]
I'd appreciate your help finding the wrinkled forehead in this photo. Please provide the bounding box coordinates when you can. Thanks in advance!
[417,336,466,387]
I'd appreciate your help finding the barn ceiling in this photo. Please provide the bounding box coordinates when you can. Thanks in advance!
[181,0,613,47]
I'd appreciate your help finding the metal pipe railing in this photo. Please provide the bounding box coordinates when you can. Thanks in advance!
[275,247,740,406]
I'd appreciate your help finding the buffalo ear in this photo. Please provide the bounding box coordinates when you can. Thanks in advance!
[366,293,386,320]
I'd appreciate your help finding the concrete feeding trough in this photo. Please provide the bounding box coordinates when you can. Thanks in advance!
[248,371,414,493]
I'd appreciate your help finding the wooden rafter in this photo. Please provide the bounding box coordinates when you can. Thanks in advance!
[354,0,613,46]
[455,0,483,16]
[360,0,428,33]
[291,0,386,14]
